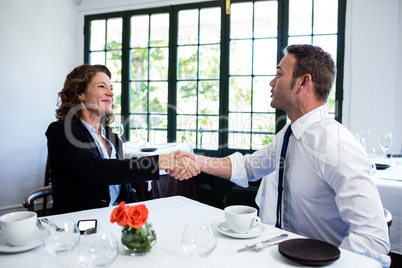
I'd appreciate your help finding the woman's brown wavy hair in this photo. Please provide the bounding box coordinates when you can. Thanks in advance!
[55,64,114,126]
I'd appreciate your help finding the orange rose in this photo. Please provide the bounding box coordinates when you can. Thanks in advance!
[110,201,127,226]
[125,204,148,228]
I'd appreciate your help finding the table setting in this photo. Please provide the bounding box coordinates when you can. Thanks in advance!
[371,154,402,255]
[0,196,382,268]
[355,129,402,255]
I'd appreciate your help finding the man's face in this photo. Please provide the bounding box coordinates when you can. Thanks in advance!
[269,54,297,111]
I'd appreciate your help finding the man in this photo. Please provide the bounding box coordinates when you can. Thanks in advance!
[171,44,390,266]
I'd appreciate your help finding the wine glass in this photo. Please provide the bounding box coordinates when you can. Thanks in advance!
[359,129,371,148]
[181,222,217,259]
[378,132,392,159]
[118,123,124,138]
[364,145,377,175]
[78,231,119,267]
[43,217,80,256]
[390,152,402,165]
[365,145,376,159]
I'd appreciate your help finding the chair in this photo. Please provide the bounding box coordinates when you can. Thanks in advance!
[42,158,51,212]
[22,157,53,215]
[384,208,392,236]
[384,208,396,267]
[22,185,53,213]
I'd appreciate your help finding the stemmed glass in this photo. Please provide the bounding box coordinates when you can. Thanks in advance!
[390,152,402,165]
[378,132,392,159]
[359,129,371,148]
[365,145,377,174]
[117,123,124,138]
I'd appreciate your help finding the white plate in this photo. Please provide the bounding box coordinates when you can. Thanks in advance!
[216,222,265,239]
[0,228,49,253]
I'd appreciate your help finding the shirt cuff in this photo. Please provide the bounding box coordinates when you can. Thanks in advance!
[228,152,249,188]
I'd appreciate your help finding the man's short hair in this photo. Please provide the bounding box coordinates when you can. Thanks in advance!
[284,44,337,102]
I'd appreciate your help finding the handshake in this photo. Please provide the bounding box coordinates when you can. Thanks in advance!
[159,150,201,181]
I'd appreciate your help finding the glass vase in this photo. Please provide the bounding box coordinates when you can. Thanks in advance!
[121,222,156,256]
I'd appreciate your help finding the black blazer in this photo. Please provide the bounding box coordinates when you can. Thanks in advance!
[46,120,160,214]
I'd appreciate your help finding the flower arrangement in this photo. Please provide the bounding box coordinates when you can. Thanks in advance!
[110,202,156,256]
[110,201,148,228]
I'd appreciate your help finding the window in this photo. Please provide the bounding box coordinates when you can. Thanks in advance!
[129,13,170,145]
[228,1,278,150]
[86,17,123,132]
[288,0,340,117]
[84,0,346,154]
[176,7,221,150]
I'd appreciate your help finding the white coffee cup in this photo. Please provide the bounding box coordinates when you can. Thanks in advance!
[0,211,37,246]
[224,205,261,234]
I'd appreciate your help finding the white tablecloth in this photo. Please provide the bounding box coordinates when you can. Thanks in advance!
[0,197,382,267]
[123,142,193,159]
[123,142,193,190]
[372,157,402,254]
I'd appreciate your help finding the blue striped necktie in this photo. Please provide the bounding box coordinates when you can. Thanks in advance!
[275,124,293,228]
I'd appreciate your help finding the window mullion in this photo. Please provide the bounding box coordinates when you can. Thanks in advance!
[250,2,256,150]
[311,0,315,43]
[84,17,90,63]
[147,15,152,142]
[275,0,289,133]
[121,13,130,142]
[195,8,202,148]
[335,0,346,123]
[168,6,177,142]
[220,2,230,156]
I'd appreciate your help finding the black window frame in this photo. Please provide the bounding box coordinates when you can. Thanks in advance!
[84,0,346,158]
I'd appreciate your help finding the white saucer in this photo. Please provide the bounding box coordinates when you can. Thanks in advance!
[216,222,265,239]
[0,228,49,253]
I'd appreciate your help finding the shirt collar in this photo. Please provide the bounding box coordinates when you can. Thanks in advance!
[291,105,329,140]
[80,118,106,138]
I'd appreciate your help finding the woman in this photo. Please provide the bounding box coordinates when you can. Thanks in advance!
[46,64,199,214]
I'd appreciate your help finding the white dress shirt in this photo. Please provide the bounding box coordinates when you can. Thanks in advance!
[80,118,121,206]
[228,105,391,267]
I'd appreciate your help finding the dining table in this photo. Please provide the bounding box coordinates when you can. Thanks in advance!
[0,196,382,268]
[371,156,402,255]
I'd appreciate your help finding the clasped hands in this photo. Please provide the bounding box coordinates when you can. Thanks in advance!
[160,150,199,181]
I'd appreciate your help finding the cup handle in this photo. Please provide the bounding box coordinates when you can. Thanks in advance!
[252,216,261,227]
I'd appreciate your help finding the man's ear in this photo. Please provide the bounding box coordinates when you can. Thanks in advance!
[300,74,312,87]
[298,74,313,96]
[78,93,84,102]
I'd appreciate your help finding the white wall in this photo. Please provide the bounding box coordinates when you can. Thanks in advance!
[0,0,79,214]
[343,0,402,154]
[0,0,401,214]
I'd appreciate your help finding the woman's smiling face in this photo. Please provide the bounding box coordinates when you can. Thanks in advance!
[79,71,114,117]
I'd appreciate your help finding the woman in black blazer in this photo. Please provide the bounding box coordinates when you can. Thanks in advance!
[46,64,199,214]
